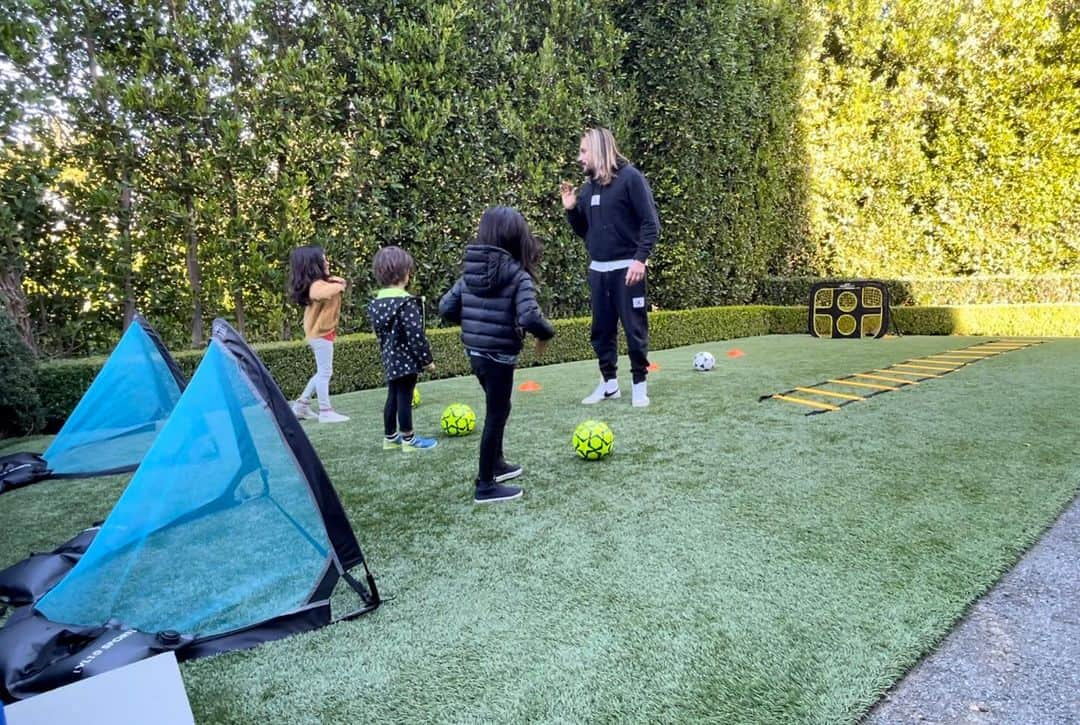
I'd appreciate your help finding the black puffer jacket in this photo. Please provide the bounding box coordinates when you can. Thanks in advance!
[439,244,554,355]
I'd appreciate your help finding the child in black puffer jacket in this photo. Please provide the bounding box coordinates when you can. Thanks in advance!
[439,207,555,504]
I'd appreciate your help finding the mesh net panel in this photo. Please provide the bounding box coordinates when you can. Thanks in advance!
[836,314,857,336]
[38,341,333,637]
[43,322,183,475]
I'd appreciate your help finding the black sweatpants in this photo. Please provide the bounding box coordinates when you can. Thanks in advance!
[383,373,417,436]
[469,354,514,483]
[589,268,650,384]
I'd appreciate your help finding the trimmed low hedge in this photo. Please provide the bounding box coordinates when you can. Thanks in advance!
[890,304,1080,338]
[764,303,1080,337]
[35,306,782,429]
[34,303,1080,430]
[758,275,1080,307]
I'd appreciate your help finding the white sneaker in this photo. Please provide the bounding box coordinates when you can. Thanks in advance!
[318,408,350,423]
[632,382,650,408]
[291,400,317,420]
[582,380,620,405]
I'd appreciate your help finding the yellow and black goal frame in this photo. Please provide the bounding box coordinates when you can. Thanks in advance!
[809,280,890,339]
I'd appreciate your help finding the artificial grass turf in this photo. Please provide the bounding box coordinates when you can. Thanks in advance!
[1,334,1078,723]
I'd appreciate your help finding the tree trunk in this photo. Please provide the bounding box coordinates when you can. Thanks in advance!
[169,0,207,347]
[232,280,246,336]
[86,30,136,332]
[225,171,246,336]
[0,267,36,356]
[119,173,136,330]
[281,309,293,341]
[225,33,248,338]
[185,193,204,347]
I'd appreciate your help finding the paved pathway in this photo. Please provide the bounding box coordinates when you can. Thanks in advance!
[865,494,1080,724]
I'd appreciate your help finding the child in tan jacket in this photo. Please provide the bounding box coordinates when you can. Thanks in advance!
[288,246,349,423]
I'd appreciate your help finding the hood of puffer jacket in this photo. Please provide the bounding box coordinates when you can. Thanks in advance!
[462,244,523,297]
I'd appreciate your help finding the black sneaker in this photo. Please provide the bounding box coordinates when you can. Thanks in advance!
[493,461,523,483]
[474,481,523,504]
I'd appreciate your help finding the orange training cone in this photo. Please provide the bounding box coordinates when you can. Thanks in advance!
[518,380,542,392]
[727,349,744,359]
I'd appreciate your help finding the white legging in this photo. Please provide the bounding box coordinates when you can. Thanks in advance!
[300,337,334,410]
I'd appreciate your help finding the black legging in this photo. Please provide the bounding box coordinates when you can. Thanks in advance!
[469,355,514,483]
[384,373,417,436]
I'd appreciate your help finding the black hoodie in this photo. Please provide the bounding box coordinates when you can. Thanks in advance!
[439,244,554,356]
[566,161,660,263]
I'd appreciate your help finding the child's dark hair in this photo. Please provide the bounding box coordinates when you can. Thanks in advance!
[288,246,328,306]
[372,245,415,287]
[474,206,541,278]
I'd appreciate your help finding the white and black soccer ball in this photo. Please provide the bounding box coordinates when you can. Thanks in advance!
[693,351,716,371]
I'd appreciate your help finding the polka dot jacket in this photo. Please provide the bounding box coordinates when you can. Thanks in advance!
[367,292,434,383]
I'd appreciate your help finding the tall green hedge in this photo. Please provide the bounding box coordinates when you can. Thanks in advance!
[6,0,1079,356]
[614,0,811,308]
[801,1,1079,278]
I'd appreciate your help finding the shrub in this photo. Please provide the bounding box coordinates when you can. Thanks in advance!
[0,306,43,437]
[36,307,784,427]
[892,305,1080,338]
[33,303,1079,429]
[765,303,1080,337]
[757,276,1080,307]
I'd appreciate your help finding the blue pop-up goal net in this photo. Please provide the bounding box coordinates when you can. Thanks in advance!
[0,314,185,494]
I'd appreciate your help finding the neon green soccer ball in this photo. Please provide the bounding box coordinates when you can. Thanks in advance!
[440,403,476,436]
[412,387,421,408]
[572,420,614,460]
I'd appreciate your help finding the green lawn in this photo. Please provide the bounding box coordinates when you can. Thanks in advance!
[2,334,1078,723]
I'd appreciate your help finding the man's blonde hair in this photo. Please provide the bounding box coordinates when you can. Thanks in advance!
[582,127,627,186]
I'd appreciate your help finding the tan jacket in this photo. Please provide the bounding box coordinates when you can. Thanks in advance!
[303,279,345,339]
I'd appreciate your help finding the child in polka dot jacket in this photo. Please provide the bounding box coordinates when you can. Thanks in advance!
[367,245,438,451]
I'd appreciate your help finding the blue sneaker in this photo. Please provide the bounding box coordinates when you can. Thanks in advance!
[383,434,402,450]
[401,434,438,452]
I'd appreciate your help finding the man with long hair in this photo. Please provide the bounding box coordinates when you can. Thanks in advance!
[560,127,660,408]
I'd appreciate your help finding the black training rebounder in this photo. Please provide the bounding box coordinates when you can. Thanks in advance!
[808,280,890,339]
